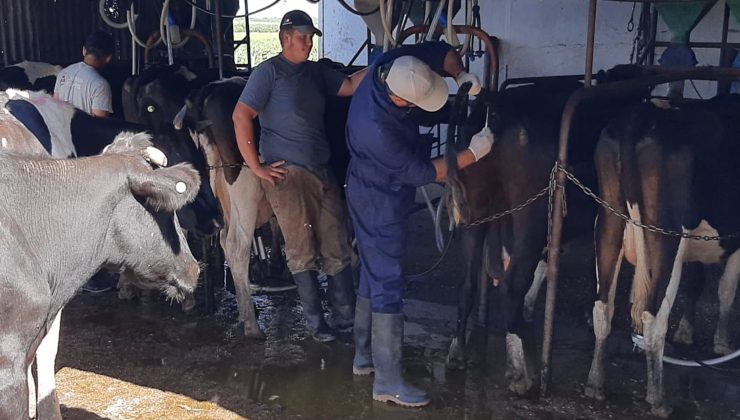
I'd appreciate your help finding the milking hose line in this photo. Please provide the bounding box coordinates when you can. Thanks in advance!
[632,334,740,367]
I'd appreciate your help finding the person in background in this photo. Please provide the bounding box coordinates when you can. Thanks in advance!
[55,30,116,293]
[54,30,114,118]
[232,10,369,342]
[345,41,493,407]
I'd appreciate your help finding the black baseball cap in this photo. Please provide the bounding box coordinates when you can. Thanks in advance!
[280,10,322,36]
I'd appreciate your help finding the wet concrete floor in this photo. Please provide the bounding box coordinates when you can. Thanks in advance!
[55,212,740,419]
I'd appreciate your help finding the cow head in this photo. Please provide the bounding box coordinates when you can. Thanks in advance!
[101,132,201,301]
[124,65,224,238]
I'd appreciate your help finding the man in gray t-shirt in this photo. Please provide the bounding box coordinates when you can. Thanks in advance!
[233,10,368,343]
[54,31,114,118]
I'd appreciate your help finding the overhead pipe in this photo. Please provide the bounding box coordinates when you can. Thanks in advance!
[426,0,446,42]
[399,24,499,91]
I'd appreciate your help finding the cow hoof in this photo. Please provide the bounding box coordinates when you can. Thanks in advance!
[714,342,733,356]
[181,295,196,313]
[650,403,673,418]
[522,306,534,323]
[671,318,693,345]
[446,338,466,369]
[507,378,533,396]
[244,325,266,341]
[584,384,605,401]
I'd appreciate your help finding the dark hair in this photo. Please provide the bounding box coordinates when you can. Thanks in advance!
[84,31,115,59]
[278,27,294,47]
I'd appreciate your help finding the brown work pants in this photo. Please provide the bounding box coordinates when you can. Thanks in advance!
[261,164,352,276]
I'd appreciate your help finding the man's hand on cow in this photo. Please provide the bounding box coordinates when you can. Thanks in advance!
[253,160,288,185]
[456,71,482,95]
[468,127,494,161]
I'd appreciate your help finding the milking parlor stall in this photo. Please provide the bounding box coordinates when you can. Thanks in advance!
[2,0,740,418]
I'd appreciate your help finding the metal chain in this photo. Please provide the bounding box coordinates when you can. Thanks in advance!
[208,163,246,170]
[466,185,551,226]
[558,163,740,241]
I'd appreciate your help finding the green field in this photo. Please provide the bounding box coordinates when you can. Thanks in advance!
[233,18,319,66]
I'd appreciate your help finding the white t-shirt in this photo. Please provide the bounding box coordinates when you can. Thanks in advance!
[54,62,112,115]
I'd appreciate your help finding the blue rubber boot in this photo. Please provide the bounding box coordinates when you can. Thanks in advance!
[371,313,430,407]
[328,266,356,333]
[352,296,374,375]
[293,271,336,342]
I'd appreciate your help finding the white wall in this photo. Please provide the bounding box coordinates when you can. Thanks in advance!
[320,0,739,96]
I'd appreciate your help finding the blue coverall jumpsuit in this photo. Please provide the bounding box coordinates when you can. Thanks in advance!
[346,41,453,314]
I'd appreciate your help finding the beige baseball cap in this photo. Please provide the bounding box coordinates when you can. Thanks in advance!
[385,56,449,112]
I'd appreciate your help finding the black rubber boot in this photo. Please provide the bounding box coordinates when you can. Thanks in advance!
[353,296,374,375]
[328,266,356,332]
[293,271,336,342]
[371,313,430,407]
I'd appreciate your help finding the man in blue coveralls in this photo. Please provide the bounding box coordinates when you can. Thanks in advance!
[346,41,494,407]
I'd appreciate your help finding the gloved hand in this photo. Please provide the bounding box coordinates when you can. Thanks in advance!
[468,127,494,161]
[456,71,482,95]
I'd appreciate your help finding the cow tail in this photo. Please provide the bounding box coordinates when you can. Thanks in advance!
[618,112,651,333]
[445,83,472,223]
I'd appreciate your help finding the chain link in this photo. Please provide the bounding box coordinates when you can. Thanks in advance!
[208,163,247,170]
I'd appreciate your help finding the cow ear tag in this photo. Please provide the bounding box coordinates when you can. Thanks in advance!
[175,182,187,193]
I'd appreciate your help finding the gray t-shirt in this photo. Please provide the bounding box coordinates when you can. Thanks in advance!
[54,62,113,115]
[239,55,346,170]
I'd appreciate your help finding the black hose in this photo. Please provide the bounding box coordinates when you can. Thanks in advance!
[337,0,379,16]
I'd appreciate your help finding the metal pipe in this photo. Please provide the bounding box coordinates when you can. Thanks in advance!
[399,24,499,91]
[543,1,597,397]
[215,0,224,79]
[426,0,446,42]
[539,64,740,399]
[584,0,597,87]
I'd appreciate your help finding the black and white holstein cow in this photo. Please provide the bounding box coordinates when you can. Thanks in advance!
[122,64,224,237]
[3,88,220,236]
[175,77,271,338]
[0,133,201,420]
[585,95,740,417]
[0,61,61,93]
[445,70,649,395]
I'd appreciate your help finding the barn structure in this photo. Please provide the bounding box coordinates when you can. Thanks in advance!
[2,1,740,419]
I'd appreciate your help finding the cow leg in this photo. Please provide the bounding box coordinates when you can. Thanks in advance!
[713,249,740,355]
[586,209,626,400]
[501,220,544,396]
[222,228,263,339]
[447,224,487,368]
[643,235,686,418]
[672,262,704,346]
[523,258,546,322]
[0,350,29,419]
[35,310,62,420]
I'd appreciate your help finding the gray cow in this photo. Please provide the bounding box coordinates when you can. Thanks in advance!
[0,133,201,420]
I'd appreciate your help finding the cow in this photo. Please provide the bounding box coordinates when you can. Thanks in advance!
[175,76,270,338]
[0,61,61,93]
[585,95,740,417]
[122,65,224,237]
[0,132,201,420]
[3,88,221,237]
[445,69,649,395]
